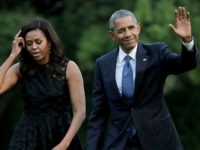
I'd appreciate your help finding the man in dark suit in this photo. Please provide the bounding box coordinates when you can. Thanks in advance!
[87,7,198,150]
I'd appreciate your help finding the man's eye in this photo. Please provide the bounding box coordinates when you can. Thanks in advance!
[117,29,124,33]
[129,26,135,30]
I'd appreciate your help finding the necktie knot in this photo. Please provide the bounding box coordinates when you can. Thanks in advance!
[124,55,132,63]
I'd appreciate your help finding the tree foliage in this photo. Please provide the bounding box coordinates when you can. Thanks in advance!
[0,0,200,149]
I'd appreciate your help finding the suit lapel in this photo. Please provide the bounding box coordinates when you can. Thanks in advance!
[106,49,122,100]
[106,48,135,105]
[133,43,149,105]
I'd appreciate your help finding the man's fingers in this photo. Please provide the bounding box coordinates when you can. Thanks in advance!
[177,7,189,20]
[182,7,187,20]
[168,24,176,32]
[178,7,182,20]
[174,9,178,21]
[186,11,190,20]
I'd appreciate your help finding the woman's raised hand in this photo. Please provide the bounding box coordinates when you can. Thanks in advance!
[10,30,25,58]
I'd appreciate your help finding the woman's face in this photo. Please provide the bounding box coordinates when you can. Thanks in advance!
[25,29,51,64]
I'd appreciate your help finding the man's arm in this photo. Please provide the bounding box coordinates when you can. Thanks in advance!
[161,6,199,74]
[87,60,109,150]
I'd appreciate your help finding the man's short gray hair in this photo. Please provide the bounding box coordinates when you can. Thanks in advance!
[109,9,137,31]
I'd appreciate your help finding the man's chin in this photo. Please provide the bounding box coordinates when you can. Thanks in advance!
[123,44,136,51]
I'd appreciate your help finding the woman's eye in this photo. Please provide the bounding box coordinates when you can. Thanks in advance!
[36,41,42,44]
[26,42,32,46]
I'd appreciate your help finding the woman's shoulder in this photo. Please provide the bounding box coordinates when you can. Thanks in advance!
[60,56,70,65]
[12,62,21,76]
[64,58,82,79]
[61,57,79,69]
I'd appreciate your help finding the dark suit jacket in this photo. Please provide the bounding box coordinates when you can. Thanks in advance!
[87,42,198,150]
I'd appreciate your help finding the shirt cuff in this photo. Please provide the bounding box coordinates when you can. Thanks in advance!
[182,39,194,51]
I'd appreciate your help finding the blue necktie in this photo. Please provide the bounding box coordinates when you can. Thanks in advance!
[122,55,134,101]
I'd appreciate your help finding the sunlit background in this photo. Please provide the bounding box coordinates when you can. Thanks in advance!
[0,0,200,149]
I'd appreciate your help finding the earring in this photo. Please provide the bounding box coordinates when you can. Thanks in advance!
[48,47,51,53]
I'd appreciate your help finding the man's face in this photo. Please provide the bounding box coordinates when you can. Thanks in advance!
[110,16,141,53]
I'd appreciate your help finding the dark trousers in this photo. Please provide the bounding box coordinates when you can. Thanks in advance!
[127,135,142,150]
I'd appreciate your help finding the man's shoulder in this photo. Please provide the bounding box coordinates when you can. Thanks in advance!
[141,42,167,49]
[140,42,168,54]
[96,48,118,62]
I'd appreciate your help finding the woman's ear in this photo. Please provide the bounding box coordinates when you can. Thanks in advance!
[47,41,52,51]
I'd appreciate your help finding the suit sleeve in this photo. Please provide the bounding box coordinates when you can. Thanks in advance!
[160,42,199,74]
[87,59,109,150]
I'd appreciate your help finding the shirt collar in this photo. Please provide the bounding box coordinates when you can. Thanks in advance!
[118,44,138,62]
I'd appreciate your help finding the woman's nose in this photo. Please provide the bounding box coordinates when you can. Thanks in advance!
[32,43,37,49]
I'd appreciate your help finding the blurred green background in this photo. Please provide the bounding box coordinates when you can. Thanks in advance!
[0,0,200,149]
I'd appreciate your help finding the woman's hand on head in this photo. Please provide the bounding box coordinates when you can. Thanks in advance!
[10,30,25,59]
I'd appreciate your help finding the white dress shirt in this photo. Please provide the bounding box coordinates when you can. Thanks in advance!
[115,44,137,95]
[182,39,194,51]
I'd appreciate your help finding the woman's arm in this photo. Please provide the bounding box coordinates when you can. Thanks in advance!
[0,31,24,94]
[0,61,20,95]
[52,60,86,150]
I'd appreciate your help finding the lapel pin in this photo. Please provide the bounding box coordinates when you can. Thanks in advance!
[142,58,147,61]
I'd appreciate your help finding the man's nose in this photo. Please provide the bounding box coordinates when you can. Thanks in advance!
[124,29,131,37]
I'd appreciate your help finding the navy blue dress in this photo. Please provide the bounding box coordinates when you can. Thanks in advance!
[9,59,82,150]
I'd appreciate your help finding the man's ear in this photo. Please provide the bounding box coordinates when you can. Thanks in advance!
[137,23,141,33]
[109,31,116,40]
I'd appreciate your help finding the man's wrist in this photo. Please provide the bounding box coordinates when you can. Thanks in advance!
[182,38,194,51]
[182,36,193,43]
